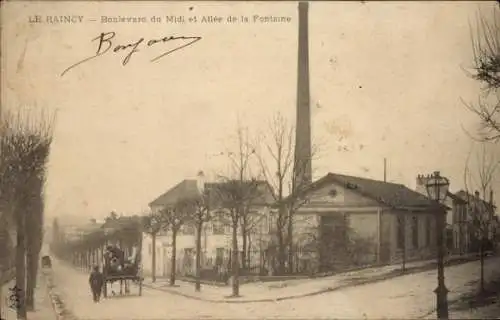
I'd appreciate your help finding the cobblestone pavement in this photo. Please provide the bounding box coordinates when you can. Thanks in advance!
[52,256,500,319]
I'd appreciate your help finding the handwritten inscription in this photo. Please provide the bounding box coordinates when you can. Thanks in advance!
[61,31,202,77]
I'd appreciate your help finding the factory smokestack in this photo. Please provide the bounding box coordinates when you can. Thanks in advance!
[293,1,313,190]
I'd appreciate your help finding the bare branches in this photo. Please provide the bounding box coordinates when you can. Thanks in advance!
[161,197,196,232]
[254,112,295,202]
[191,190,212,225]
[0,110,53,207]
[142,211,164,235]
[471,9,500,91]
[463,142,497,236]
[466,7,500,142]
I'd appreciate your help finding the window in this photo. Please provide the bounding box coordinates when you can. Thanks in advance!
[182,224,195,235]
[224,223,231,234]
[215,248,225,266]
[412,216,419,248]
[397,216,404,249]
[213,221,225,235]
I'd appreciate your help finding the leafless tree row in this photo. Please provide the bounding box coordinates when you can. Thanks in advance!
[143,111,319,297]
[0,109,54,319]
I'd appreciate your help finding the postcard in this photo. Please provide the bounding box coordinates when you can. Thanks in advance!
[1,1,499,319]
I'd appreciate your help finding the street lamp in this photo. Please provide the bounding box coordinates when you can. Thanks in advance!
[425,171,450,320]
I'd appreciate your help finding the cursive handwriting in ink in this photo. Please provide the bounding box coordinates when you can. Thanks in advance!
[61,32,202,77]
[8,286,22,310]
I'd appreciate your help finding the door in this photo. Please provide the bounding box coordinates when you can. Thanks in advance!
[319,214,349,271]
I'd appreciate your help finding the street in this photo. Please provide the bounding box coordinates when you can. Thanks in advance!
[50,256,500,319]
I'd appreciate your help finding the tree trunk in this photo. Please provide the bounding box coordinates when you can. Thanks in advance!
[151,232,157,283]
[287,208,294,274]
[15,209,27,320]
[480,239,485,292]
[247,234,252,270]
[25,211,43,311]
[241,227,247,271]
[25,248,40,311]
[231,220,240,297]
[195,222,202,292]
[170,229,177,286]
[277,225,286,275]
[402,216,406,272]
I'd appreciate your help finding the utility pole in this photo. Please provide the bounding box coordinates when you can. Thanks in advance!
[383,158,387,182]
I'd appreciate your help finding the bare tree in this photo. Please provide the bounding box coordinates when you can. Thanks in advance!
[161,198,195,286]
[212,122,265,296]
[465,6,500,142]
[0,109,53,318]
[254,112,319,274]
[463,142,498,292]
[212,178,261,297]
[25,175,45,311]
[142,212,164,283]
[239,208,267,271]
[254,113,294,274]
[188,190,211,292]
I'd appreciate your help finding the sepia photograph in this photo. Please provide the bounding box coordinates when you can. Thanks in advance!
[1,0,500,319]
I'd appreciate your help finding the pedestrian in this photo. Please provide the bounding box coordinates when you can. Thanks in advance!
[88,265,104,303]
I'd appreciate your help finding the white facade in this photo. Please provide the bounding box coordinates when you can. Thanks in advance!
[141,207,272,278]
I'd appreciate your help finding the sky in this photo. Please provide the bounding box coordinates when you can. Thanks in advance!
[2,1,499,225]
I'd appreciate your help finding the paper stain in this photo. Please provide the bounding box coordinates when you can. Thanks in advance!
[16,38,29,73]
[324,116,353,141]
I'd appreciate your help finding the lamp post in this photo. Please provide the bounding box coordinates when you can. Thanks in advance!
[425,171,450,320]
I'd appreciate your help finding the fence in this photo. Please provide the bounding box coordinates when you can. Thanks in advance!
[171,246,319,283]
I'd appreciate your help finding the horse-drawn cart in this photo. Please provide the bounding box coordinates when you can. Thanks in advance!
[101,217,144,298]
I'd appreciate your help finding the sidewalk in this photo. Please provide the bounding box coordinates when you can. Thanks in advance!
[143,253,481,303]
[28,273,58,320]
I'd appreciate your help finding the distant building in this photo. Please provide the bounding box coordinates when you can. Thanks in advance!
[415,173,498,255]
[415,174,468,254]
[454,190,497,253]
[60,219,104,242]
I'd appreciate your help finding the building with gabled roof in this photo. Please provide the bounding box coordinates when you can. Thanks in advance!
[143,171,275,278]
[281,172,444,273]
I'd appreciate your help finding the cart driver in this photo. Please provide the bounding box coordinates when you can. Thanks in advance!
[106,244,125,271]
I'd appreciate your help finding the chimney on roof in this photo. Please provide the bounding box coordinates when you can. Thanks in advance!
[415,174,429,196]
[196,170,205,194]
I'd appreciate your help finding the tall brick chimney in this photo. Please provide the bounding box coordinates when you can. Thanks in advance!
[293,1,313,190]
